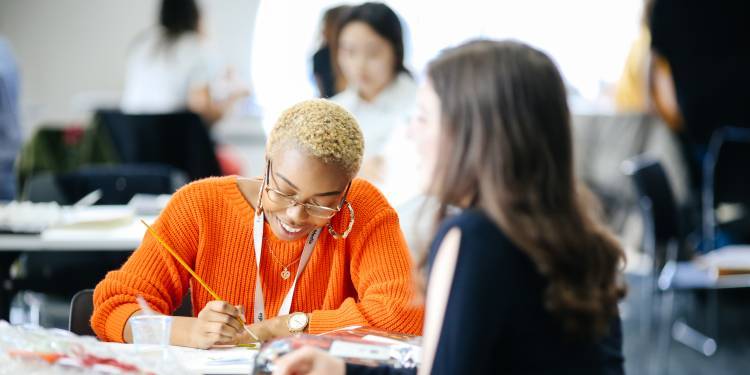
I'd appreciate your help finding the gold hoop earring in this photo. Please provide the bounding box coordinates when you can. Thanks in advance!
[327,201,354,239]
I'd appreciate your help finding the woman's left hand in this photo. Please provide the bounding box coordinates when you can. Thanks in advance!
[272,346,345,375]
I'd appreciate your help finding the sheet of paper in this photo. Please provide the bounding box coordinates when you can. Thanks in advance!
[329,340,390,361]
[173,346,258,375]
[101,342,257,374]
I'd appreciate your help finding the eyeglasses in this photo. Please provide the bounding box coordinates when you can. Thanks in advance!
[262,161,350,219]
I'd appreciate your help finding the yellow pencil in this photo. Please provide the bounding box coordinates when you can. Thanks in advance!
[140,219,260,343]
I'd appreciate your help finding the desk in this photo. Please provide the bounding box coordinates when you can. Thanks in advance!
[0,216,154,321]
[103,343,257,374]
[2,336,256,374]
[0,214,154,252]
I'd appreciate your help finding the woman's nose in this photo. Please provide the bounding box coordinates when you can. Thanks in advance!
[286,204,309,223]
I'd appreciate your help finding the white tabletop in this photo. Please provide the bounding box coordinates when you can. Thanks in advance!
[0,215,155,252]
[102,342,257,374]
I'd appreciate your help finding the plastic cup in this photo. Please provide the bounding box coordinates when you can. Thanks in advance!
[130,315,172,354]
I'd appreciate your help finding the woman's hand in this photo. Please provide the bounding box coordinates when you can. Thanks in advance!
[171,301,245,349]
[273,346,345,375]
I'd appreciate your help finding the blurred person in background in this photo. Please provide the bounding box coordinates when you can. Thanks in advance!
[332,3,427,255]
[0,36,21,201]
[312,5,351,99]
[614,0,654,114]
[649,0,750,149]
[331,2,416,189]
[121,0,248,175]
[649,0,750,246]
[121,0,247,125]
[613,0,682,128]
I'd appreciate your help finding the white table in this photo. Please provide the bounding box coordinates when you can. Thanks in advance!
[102,343,257,374]
[0,214,155,321]
[0,214,155,252]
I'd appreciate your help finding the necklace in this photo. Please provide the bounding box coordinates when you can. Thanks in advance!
[267,248,301,280]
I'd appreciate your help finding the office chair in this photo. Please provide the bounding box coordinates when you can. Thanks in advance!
[623,156,750,374]
[69,289,194,336]
[24,164,187,205]
[94,110,222,181]
[702,126,750,250]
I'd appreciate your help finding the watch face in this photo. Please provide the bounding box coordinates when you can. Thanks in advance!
[289,313,308,330]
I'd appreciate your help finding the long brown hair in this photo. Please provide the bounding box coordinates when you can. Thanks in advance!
[427,40,626,340]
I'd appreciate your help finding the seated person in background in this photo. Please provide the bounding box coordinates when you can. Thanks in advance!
[92,99,424,349]
[312,5,351,99]
[121,0,246,125]
[273,40,626,375]
[331,3,417,198]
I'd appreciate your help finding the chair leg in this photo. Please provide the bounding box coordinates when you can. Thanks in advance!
[641,272,655,340]
[655,289,675,375]
[669,289,717,357]
[672,319,717,356]
[707,289,719,344]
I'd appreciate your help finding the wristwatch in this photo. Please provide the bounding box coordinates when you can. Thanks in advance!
[287,312,309,334]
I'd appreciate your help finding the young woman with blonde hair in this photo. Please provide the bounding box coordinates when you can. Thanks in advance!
[92,99,423,348]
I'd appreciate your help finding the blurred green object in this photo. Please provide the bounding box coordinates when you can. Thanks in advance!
[15,119,119,199]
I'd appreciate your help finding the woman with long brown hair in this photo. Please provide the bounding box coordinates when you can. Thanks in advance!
[274,39,626,375]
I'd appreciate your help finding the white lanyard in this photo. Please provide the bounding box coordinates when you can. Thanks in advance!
[252,212,321,323]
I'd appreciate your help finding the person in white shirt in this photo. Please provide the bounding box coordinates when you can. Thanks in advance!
[121,0,245,125]
[332,3,432,255]
[331,2,420,207]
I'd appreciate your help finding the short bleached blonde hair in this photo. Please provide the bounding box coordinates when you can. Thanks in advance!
[267,99,364,177]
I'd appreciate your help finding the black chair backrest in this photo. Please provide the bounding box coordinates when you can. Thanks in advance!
[702,126,750,249]
[68,289,194,337]
[25,164,186,205]
[705,126,750,205]
[69,289,95,336]
[95,110,222,181]
[623,157,683,269]
[625,157,681,245]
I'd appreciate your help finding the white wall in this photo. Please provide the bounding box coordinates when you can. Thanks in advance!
[0,0,259,134]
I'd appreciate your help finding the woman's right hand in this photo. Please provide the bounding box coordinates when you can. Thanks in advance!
[173,301,245,349]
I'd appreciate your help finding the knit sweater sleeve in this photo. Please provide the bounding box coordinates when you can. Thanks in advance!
[91,181,204,342]
[308,204,424,335]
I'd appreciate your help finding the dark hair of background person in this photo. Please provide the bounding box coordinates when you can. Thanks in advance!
[336,2,409,75]
[314,5,352,98]
[321,5,351,49]
[425,40,626,341]
[160,0,200,42]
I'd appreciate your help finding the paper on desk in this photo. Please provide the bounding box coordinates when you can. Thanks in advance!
[0,203,134,234]
[100,342,256,374]
[60,205,135,228]
[128,194,171,216]
[171,345,257,375]
[41,216,149,242]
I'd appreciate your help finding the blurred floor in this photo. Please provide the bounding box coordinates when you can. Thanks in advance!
[622,273,750,374]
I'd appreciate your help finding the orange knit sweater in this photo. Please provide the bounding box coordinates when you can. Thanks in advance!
[92,176,424,342]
